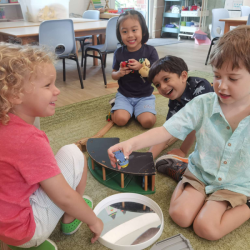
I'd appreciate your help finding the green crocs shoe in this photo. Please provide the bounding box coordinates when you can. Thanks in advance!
[8,239,57,250]
[83,195,93,209]
[61,195,93,235]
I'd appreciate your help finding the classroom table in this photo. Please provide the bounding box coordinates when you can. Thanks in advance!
[0,21,108,66]
[0,18,99,29]
[219,16,248,34]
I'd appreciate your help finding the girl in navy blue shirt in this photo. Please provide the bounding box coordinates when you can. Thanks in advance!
[111,10,159,128]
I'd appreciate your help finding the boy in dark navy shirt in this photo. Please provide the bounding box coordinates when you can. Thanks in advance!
[147,56,213,180]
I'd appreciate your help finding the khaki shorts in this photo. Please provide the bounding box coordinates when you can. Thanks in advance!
[181,168,247,208]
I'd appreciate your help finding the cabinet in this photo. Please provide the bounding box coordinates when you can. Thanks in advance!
[0,3,23,22]
[161,0,183,37]
[178,0,209,40]
[161,0,209,39]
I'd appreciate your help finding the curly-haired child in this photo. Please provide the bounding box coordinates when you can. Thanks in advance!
[0,43,103,249]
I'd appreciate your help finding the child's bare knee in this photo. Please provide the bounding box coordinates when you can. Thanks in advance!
[138,115,156,128]
[169,206,193,228]
[141,118,156,128]
[114,116,129,126]
[112,112,130,126]
[193,218,221,241]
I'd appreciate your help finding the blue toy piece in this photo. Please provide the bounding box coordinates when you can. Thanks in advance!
[114,150,129,168]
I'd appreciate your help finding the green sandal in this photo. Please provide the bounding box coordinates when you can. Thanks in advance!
[61,195,93,235]
[8,239,57,250]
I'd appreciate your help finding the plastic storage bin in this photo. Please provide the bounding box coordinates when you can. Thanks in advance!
[19,0,70,22]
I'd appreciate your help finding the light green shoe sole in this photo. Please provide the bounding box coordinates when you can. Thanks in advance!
[8,239,57,250]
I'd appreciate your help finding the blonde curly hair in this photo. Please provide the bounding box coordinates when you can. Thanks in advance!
[0,42,56,125]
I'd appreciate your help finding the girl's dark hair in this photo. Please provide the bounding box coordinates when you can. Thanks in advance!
[116,10,149,45]
[148,56,189,83]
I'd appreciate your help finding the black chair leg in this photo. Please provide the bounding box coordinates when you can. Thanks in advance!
[205,43,213,65]
[100,52,107,86]
[80,41,84,67]
[205,37,217,65]
[62,58,66,81]
[83,49,88,80]
[75,54,84,89]
[104,54,107,68]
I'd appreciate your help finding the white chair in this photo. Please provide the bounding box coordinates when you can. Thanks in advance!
[205,8,229,65]
[39,19,84,89]
[83,17,119,86]
[75,10,100,67]
[247,14,250,25]
[241,6,250,17]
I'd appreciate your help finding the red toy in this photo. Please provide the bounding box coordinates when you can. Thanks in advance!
[190,5,198,11]
[121,61,128,68]
[121,60,134,73]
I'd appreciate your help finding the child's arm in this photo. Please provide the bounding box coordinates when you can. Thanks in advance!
[149,142,169,159]
[111,62,131,80]
[40,174,103,243]
[108,126,173,169]
[171,130,196,157]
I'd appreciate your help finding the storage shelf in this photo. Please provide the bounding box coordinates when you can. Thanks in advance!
[181,10,209,17]
[180,26,199,32]
[162,26,179,33]
[163,12,181,18]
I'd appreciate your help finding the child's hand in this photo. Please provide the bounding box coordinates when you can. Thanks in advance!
[88,217,104,243]
[127,59,143,71]
[118,62,131,77]
[108,141,133,170]
[167,148,186,158]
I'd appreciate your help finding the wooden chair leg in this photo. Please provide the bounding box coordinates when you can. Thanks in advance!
[102,167,106,180]
[144,176,148,191]
[151,175,155,191]
[121,173,124,188]
[91,159,95,170]
[1,242,12,250]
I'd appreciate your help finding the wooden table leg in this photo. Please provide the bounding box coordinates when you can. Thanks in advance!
[122,202,125,208]
[224,22,230,34]
[91,159,95,170]
[75,41,79,57]
[92,34,98,66]
[143,205,146,210]
[151,175,155,191]
[102,167,106,180]
[144,176,148,191]
[121,173,124,188]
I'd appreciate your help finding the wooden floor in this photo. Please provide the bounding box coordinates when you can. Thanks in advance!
[55,39,213,108]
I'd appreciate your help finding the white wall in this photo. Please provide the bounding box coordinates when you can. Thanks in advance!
[69,0,115,15]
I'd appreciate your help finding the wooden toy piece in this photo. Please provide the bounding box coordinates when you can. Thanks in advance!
[87,138,156,193]
[75,120,114,152]
[114,150,129,168]
[0,242,11,250]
